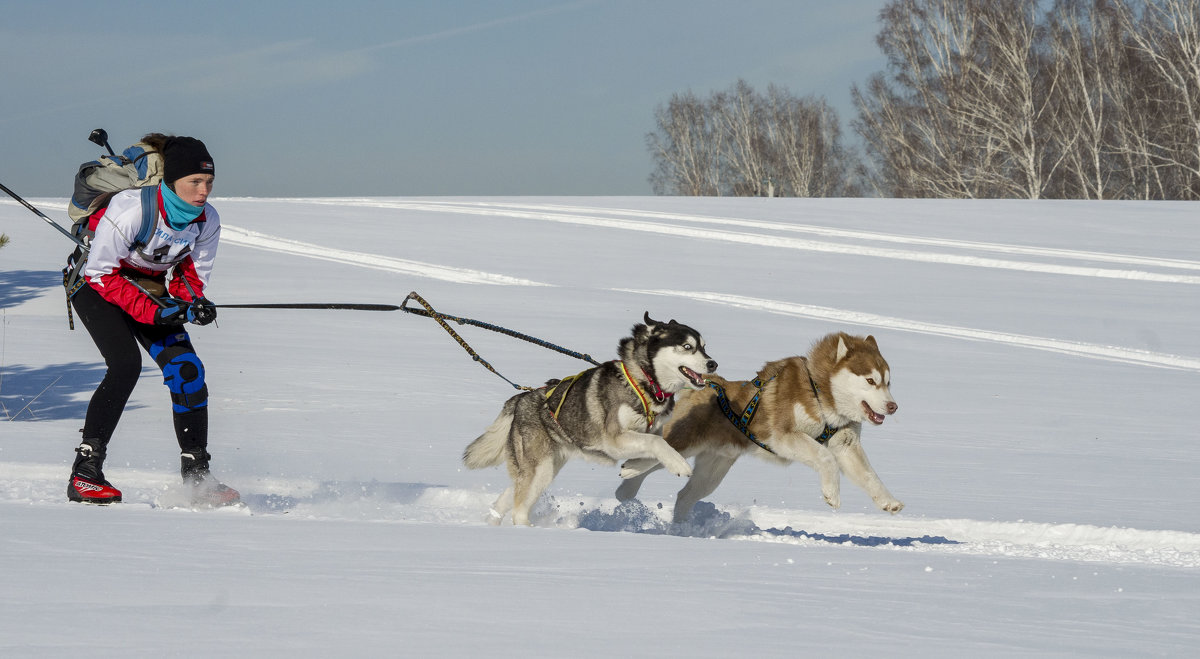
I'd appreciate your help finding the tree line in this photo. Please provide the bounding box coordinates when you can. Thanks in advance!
[647,80,856,196]
[647,0,1200,200]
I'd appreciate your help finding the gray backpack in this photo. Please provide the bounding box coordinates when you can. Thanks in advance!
[63,135,165,327]
[68,138,163,229]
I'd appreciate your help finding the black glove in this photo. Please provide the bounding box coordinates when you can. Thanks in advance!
[189,298,217,326]
[153,298,191,326]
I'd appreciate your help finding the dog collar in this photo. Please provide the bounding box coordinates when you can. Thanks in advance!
[802,358,843,443]
[640,367,673,404]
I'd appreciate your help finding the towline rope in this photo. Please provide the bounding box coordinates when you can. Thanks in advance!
[400,291,601,390]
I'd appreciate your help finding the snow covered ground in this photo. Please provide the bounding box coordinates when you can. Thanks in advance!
[2,195,1198,656]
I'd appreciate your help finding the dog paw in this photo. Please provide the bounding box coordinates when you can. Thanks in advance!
[878,499,905,514]
[619,458,657,479]
[664,460,693,478]
[823,493,841,509]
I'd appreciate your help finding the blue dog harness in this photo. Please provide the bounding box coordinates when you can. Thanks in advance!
[708,363,842,453]
[708,376,778,454]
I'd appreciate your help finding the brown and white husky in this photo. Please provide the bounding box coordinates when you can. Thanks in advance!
[616,332,903,523]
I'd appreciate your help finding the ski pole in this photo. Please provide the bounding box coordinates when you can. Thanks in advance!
[0,180,87,249]
[154,250,395,312]
[0,130,122,248]
[214,303,400,311]
[122,276,394,318]
[121,275,396,312]
[88,128,117,157]
[119,274,169,308]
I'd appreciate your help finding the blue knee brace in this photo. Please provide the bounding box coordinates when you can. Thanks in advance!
[150,333,208,413]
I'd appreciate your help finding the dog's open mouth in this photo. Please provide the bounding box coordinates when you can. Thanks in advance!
[679,366,706,388]
[863,402,886,425]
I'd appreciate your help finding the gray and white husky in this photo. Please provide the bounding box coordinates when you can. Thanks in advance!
[463,313,717,526]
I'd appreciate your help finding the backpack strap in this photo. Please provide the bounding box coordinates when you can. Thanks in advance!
[63,185,159,329]
[134,185,159,249]
[62,245,87,329]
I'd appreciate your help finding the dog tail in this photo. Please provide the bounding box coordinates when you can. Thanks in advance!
[463,399,515,469]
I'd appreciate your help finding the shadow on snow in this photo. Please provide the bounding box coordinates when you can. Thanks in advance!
[578,500,959,547]
[0,271,112,422]
[0,269,61,309]
[0,362,124,422]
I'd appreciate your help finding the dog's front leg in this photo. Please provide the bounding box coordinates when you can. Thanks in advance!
[770,435,842,509]
[827,429,904,514]
[618,457,661,480]
[616,460,663,501]
[612,431,693,478]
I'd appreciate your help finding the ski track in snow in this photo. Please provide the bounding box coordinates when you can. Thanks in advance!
[222,200,1200,373]
[256,198,1200,283]
[3,463,1197,569]
[219,224,551,287]
[472,200,1200,272]
[624,289,1200,372]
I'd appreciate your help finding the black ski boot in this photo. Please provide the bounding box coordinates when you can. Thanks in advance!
[67,443,122,504]
[181,450,241,507]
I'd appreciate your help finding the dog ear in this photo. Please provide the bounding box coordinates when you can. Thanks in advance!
[629,319,651,342]
[618,335,635,355]
[643,311,660,328]
[836,335,850,363]
[865,335,878,349]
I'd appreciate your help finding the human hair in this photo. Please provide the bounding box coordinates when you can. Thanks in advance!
[140,133,170,153]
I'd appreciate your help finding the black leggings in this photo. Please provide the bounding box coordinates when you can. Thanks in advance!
[71,284,208,454]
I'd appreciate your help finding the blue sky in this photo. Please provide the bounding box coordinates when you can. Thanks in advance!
[1,1,889,198]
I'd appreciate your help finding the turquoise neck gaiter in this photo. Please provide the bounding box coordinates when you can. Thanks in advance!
[159,182,205,230]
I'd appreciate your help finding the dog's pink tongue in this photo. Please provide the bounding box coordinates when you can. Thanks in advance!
[863,402,885,424]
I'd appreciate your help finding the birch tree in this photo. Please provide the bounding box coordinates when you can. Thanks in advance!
[647,81,855,196]
[852,0,985,197]
[1115,0,1200,199]
[647,91,722,196]
[1045,0,1126,198]
[855,0,1200,199]
[712,80,772,197]
[765,86,853,196]
[963,0,1054,198]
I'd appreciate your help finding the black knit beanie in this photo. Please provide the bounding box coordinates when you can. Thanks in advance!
[162,137,214,185]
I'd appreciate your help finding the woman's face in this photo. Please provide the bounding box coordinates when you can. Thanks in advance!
[173,174,215,207]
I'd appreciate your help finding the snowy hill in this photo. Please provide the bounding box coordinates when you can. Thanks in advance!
[3,195,1198,656]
